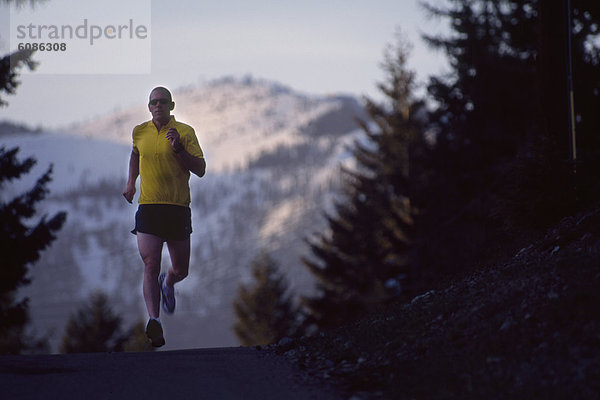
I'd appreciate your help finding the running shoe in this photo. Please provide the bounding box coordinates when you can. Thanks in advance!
[145,319,165,348]
[158,272,176,314]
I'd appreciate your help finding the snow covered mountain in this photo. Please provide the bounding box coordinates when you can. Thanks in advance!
[3,77,367,351]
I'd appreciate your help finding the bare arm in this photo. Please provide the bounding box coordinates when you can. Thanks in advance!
[174,149,206,178]
[122,151,139,203]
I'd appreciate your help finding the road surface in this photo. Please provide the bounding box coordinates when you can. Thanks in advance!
[0,347,341,399]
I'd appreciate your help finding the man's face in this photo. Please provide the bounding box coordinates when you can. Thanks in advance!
[148,90,174,121]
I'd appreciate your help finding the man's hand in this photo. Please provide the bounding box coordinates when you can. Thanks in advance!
[166,128,183,152]
[165,128,205,177]
[123,182,136,204]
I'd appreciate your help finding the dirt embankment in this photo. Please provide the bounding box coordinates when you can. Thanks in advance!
[275,204,600,399]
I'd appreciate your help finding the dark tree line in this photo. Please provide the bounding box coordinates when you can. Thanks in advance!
[0,0,66,353]
[60,292,153,353]
[0,147,66,353]
[234,0,600,340]
[416,0,600,289]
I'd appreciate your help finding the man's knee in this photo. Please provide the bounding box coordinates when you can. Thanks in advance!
[170,267,188,281]
[137,233,164,274]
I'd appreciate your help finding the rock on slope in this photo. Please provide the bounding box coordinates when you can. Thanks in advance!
[276,203,600,399]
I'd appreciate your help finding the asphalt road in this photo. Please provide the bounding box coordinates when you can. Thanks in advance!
[0,347,341,400]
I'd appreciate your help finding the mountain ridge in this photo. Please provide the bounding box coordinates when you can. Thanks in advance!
[65,76,366,172]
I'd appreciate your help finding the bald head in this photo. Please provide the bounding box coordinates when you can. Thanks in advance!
[149,86,172,103]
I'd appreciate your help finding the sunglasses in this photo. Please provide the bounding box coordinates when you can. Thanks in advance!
[149,99,171,106]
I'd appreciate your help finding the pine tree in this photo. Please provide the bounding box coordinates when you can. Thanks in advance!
[419,0,600,249]
[0,49,37,107]
[301,34,424,329]
[60,292,129,353]
[0,147,66,354]
[1,2,40,108]
[233,252,298,346]
[415,0,544,277]
[423,0,540,164]
[0,0,67,354]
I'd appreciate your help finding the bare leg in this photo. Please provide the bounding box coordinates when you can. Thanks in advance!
[165,237,191,287]
[137,232,164,319]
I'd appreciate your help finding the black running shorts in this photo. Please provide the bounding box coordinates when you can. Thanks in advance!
[131,204,192,241]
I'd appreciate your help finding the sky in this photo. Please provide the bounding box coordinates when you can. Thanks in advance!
[1,0,449,129]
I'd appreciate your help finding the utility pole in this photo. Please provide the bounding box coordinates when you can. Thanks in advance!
[566,0,577,163]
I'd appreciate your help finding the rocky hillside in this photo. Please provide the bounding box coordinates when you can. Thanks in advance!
[273,202,600,399]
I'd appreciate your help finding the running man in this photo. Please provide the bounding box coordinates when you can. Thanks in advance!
[123,86,206,347]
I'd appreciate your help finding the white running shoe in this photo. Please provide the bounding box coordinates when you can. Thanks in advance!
[158,273,176,314]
